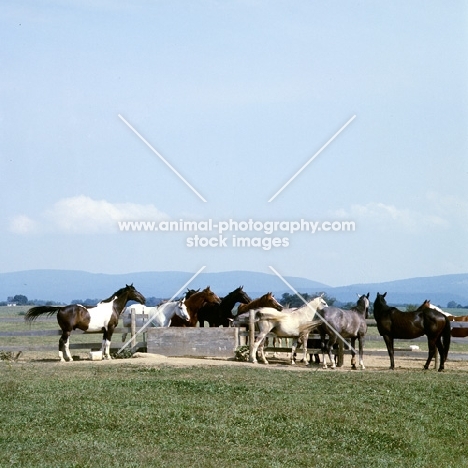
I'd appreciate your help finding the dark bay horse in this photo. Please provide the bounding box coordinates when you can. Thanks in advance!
[170,286,221,327]
[417,300,468,338]
[317,293,370,369]
[373,293,451,371]
[198,286,252,327]
[25,284,145,361]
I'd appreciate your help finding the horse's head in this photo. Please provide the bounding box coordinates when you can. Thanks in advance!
[233,286,252,305]
[185,288,200,300]
[125,283,146,305]
[176,299,191,322]
[416,299,431,311]
[356,292,370,316]
[201,286,221,305]
[264,292,283,311]
[374,292,387,310]
[312,294,328,311]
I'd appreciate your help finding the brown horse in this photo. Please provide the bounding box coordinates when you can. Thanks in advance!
[25,284,146,361]
[170,286,221,327]
[374,293,451,372]
[236,292,283,316]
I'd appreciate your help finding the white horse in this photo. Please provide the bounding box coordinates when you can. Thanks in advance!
[249,296,328,365]
[122,299,190,340]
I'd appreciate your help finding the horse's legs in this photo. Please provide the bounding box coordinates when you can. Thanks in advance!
[100,339,111,359]
[257,337,269,364]
[326,336,337,369]
[435,336,446,372]
[320,333,328,369]
[424,337,438,370]
[59,330,72,362]
[382,335,395,370]
[290,338,299,365]
[250,331,268,364]
[299,334,309,364]
[358,335,365,369]
[101,329,114,360]
[350,337,357,369]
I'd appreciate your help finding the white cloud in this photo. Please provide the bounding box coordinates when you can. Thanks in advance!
[333,202,449,232]
[426,192,468,230]
[10,196,169,234]
[9,215,38,234]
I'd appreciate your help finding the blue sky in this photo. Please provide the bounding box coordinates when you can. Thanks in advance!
[1,1,467,287]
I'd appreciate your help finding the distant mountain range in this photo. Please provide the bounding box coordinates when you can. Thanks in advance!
[0,269,467,307]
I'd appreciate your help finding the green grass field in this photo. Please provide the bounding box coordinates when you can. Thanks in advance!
[2,306,468,467]
[1,361,468,468]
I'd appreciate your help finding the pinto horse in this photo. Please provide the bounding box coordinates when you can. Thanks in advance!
[25,284,145,362]
[317,293,369,370]
[250,296,328,365]
[373,293,451,372]
[198,286,252,327]
[170,286,221,327]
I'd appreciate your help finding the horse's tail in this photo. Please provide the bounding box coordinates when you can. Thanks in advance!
[442,316,452,360]
[24,306,65,322]
[299,320,323,335]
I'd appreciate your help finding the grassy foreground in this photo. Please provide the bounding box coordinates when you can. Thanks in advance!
[0,362,467,468]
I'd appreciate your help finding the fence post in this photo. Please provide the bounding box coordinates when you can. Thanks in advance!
[130,308,136,350]
[249,310,255,360]
[337,341,344,367]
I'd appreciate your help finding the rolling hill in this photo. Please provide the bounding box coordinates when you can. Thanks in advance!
[0,269,467,307]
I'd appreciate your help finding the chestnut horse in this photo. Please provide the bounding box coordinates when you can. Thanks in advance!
[373,293,451,372]
[25,284,146,361]
[170,286,221,327]
[236,292,283,316]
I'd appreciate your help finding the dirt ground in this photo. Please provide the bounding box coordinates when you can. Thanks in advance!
[10,349,468,372]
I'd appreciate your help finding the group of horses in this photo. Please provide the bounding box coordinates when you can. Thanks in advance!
[24,284,459,372]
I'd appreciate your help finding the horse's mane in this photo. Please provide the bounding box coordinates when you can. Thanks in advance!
[101,285,132,303]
